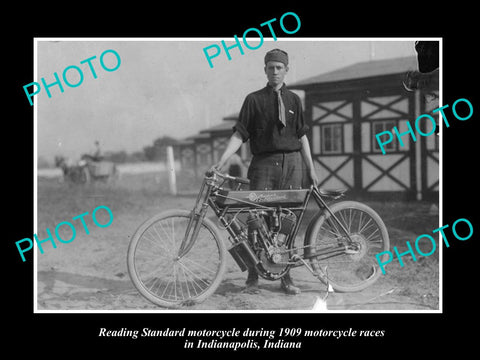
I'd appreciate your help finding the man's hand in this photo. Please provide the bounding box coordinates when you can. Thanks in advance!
[210,161,225,173]
[308,168,319,187]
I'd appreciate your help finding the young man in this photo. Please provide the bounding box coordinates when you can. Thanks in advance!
[213,49,318,295]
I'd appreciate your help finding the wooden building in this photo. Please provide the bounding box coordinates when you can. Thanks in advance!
[175,137,196,173]
[288,56,439,201]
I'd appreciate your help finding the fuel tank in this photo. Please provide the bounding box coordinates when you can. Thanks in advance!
[214,189,309,208]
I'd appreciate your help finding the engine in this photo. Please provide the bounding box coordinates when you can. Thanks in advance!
[246,209,297,278]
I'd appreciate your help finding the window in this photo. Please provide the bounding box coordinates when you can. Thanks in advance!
[321,124,343,154]
[373,120,397,152]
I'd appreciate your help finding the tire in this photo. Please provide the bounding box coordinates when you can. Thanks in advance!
[306,201,390,292]
[127,209,227,308]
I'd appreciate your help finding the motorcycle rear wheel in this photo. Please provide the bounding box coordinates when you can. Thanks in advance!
[306,201,390,292]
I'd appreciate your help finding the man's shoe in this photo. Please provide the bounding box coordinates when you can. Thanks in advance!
[280,273,301,295]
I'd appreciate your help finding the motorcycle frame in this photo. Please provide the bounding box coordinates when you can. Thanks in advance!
[178,172,353,268]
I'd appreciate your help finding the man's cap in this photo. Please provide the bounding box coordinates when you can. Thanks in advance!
[264,49,289,66]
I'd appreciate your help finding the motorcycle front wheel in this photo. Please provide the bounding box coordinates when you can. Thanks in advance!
[127,209,227,308]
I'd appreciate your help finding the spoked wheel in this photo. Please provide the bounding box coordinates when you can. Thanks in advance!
[306,201,390,292]
[127,209,226,308]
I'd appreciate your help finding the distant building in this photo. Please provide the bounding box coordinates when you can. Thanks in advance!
[177,115,250,178]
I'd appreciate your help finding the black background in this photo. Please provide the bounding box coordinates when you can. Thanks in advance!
[6,3,477,355]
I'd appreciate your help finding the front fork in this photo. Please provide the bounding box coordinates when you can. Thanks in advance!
[177,181,212,259]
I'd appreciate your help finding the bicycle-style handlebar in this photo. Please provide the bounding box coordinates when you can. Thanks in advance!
[206,168,251,185]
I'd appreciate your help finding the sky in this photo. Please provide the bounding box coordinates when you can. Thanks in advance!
[35,39,418,162]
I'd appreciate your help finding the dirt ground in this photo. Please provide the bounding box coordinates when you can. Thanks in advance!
[35,170,440,312]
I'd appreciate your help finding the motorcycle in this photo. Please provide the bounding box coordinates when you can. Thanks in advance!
[127,169,390,308]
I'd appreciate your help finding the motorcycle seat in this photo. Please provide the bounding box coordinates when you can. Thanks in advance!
[318,188,348,198]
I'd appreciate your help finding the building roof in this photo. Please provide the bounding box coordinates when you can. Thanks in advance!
[289,56,418,89]
[222,113,239,121]
[200,120,235,134]
[175,138,195,146]
[185,132,211,141]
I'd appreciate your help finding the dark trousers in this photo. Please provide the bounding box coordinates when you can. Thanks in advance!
[247,151,303,190]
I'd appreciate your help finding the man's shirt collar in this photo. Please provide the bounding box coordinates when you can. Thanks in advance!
[266,82,286,93]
